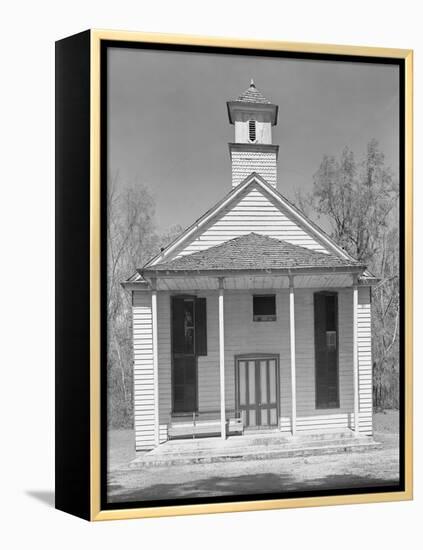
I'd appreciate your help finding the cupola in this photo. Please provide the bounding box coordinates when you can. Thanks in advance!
[227,80,279,188]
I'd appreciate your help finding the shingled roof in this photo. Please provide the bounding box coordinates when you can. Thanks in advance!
[235,80,272,104]
[142,233,364,274]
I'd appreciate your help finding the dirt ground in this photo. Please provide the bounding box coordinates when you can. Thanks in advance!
[107,410,400,503]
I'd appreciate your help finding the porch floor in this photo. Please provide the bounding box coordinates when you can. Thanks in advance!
[130,429,380,468]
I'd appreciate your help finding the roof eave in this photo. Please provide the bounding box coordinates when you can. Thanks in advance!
[228,143,279,159]
[121,276,151,292]
[140,265,366,279]
[359,276,381,286]
[226,101,279,125]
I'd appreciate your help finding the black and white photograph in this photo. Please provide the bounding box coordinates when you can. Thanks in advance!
[104,43,403,507]
[3,0,422,542]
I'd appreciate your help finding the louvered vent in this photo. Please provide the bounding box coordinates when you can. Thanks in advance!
[249,120,256,142]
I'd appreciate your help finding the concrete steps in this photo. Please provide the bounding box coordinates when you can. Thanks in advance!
[155,428,358,452]
[129,431,381,468]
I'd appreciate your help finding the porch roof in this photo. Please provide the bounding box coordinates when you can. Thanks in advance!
[140,233,365,276]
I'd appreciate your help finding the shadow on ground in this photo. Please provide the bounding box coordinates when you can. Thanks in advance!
[108,471,398,504]
[26,490,55,507]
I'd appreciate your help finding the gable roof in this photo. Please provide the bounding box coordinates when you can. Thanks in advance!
[144,172,357,269]
[143,233,364,275]
[235,80,272,104]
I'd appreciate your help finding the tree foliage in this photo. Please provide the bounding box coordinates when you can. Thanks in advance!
[296,140,400,410]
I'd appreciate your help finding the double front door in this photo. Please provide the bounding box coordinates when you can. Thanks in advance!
[236,356,279,429]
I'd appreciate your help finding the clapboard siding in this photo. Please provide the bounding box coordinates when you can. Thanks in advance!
[174,185,327,259]
[279,413,356,432]
[157,293,171,442]
[198,294,221,410]
[357,286,373,435]
[133,291,155,450]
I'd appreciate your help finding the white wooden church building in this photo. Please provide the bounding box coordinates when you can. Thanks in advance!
[123,81,377,451]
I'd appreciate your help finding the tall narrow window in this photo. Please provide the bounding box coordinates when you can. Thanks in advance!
[171,296,208,414]
[248,119,256,142]
[314,292,339,408]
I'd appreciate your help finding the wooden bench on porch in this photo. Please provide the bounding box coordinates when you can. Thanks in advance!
[168,410,243,439]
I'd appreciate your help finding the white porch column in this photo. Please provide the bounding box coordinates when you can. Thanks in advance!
[353,275,360,436]
[151,279,160,446]
[218,277,226,440]
[289,276,297,435]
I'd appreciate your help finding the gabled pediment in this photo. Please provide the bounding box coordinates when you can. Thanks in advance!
[145,173,356,268]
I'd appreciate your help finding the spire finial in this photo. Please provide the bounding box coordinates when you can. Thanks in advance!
[250,78,255,87]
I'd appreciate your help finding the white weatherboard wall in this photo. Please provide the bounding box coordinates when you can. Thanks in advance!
[132,286,373,449]
[357,286,373,435]
[132,292,156,450]
[157,293,172,443]
[175,184,327,259]
[133,291,172,449]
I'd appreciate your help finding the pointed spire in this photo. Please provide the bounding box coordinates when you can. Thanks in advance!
[235,80,271,104]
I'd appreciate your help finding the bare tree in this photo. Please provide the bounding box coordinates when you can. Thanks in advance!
[305,141,398,263]
[107,176,184,427]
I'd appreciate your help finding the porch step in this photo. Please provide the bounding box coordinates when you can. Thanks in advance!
[156,428,357,453]
[143,428,359,456]
[129,435,381,468]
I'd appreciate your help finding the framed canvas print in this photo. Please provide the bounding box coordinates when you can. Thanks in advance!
[55,30,413,521]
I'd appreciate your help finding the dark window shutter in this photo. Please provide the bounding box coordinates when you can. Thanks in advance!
[195,297,207,356]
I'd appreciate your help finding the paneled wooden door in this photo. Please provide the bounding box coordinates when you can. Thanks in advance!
[236,356,279,429]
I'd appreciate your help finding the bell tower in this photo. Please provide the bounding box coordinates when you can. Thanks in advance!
[227,80,279,188]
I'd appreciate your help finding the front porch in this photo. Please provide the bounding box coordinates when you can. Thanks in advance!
[143,275,369,448]
[128,232,374,450]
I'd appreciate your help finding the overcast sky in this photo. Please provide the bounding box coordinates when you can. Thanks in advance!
[108,47,399,233]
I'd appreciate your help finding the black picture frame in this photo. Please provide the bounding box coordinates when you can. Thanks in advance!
[55,29,413,521]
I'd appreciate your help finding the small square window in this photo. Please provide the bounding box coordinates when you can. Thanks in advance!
[253,295,276,322]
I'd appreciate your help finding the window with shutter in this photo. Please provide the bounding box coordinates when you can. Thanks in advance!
[171,295,208,413]
[314,292,339,408]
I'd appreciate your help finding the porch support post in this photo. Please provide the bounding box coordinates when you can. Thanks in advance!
[151,278,160,446]
[218,277,226,440]
[289,275,297,436]
[353,275,360,436]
